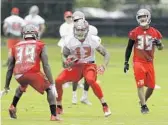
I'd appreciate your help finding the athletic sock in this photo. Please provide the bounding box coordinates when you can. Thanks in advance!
[57,105,62,109]
[50,105,56,116]
[12,96,20,107]
[102,102,108,107]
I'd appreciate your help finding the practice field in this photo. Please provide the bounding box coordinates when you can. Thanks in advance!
[1,37,168,125]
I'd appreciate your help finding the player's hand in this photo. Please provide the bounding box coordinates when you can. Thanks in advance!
[49,84,58,98]
[124,61,129,73]
[152,38,161,45]
[97,65,105,75]
[64,55,78,68]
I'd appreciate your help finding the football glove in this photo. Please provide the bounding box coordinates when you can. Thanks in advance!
[124,61,129,73]
[64,55,78,68]
[97,65,105,75]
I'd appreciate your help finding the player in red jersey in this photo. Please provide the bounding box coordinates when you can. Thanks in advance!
[55,20,111,117]
[124,9,164,114]
[3,24,61,121]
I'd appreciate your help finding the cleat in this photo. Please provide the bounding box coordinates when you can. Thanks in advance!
[8,105,17,119]
[56,107,63,115]
[80,98,92,105]
[103,106,111,117]
[141,105,149,114]
[50,115,62,121]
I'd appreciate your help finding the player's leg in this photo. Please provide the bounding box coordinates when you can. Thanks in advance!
[83,64,111,117]
[45,88,61,121]
[72,82,78,104]
[55,66,82,114]
[18,72,61,120]
[133,62,149,114]
[80,79,92,105]
[8,85,26,119]
[3,39,18,67]
[145,63,155,102]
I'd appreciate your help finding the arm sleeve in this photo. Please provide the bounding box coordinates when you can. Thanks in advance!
[125,39,135,62]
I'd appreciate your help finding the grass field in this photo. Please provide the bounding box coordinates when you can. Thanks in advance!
[1,37,168,125]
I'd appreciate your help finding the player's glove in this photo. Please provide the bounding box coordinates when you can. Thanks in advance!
[64,55,78,68]
[97,65,105,75]
[124,61,129,73]
[49,84,58,98]
[152,38,164,50]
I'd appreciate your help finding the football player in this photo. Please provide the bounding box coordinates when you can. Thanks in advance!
[3,7,25,66]
[24,5,45,38]
[3,24,61,121]
[124,9,164,114]
[55,20,111,117]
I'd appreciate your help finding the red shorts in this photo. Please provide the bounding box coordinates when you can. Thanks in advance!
[15,72,50,94]
[133,62,155,88]
[56,63,97,84]
[7,38,20,49]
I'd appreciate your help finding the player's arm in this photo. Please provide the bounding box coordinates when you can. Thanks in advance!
[3,22,8,36]
[96,44,110,69]
[40,46,54,84]
[4,56,15,90]
[62,46,74,68]
[39,23,46,38]
[124,39,135,73]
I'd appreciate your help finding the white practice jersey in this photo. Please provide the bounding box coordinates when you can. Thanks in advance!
[64,34,101,63]
[58,24,98,49]
[24,15,45,31]
[4,15,25,36]
[89,25,98,36]
[59,22,74,37]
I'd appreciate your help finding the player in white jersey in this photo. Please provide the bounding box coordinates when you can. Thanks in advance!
[24,5,45,38]
[58,11,98,105]
[71,11,98,105]
[3,7,25,66]
[55,20,111,117]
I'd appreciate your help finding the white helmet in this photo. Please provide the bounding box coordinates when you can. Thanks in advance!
[29,5,39,15]
[72,11,85,22]
[22,24,38,39]
[74,20,89,41]
[136,9,151,27]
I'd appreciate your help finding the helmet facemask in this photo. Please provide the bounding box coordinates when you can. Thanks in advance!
[74,20,89,41]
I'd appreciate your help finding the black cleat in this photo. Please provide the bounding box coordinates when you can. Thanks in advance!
[9,105,17,119]
[141,105,149,114]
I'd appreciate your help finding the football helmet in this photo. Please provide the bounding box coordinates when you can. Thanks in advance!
[22,24,38,39]
[29,5,39,15]
[72,11,85,22]
[74,20,89,41]
[136,9,151,27]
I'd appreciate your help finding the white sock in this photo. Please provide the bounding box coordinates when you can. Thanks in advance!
[82,90,88,98]
[72,91,77,97]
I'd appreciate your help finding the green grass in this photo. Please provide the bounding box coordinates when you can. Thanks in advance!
[1,37,168,125]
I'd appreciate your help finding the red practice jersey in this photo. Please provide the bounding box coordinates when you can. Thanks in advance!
[129,26,162,62]
[11,40,45,75]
